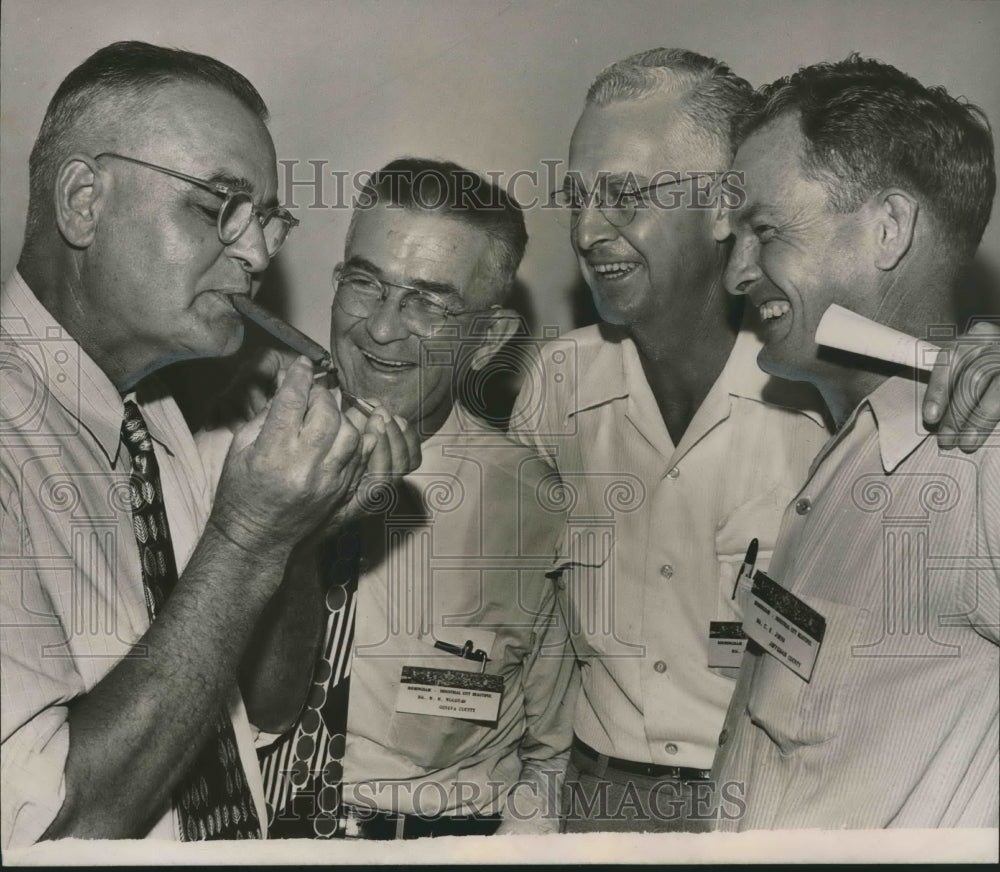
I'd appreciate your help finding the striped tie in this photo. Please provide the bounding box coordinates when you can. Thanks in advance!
[120,400,262,839]
[260,527,360,838]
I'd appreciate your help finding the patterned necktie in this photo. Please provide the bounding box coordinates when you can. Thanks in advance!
[260,526,361,838]
[120,400,262,840]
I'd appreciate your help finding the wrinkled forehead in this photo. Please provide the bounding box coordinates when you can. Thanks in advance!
[568,95,726,184]
[730,114,811,217]
[118,81,278,199]
[345,204,497,302]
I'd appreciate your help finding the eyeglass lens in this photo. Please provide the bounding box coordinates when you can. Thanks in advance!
[335,277,447,336]
[219,195,292,254]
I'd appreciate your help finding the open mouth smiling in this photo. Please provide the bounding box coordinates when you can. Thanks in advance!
[361,349,416,371]
[590,261,640,280]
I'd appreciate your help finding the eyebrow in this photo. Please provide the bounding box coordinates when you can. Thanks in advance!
[343,256,465,301]
[203,168,278,208]
[732,201,781,225]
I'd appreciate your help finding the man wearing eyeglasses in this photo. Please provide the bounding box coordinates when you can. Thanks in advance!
[249,158,576,839]
[511,47,998,833]
[0,42,415,847]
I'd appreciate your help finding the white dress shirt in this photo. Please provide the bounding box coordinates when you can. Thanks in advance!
[510,321,830,769]
[1,272,266,848]
[716,376,999,828]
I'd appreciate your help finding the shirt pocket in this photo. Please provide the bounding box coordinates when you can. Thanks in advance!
[386,627,506,770]
[746,597,870,753]
[714,485,789,622]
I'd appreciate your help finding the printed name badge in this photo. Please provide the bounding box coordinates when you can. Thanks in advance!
[708,621,747,668]
[395,666,503,724]
[743,571,826,682]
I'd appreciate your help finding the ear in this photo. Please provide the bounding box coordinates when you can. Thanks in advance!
[469,307,520,372]
[54,154,105,248]
[872,188,918,271]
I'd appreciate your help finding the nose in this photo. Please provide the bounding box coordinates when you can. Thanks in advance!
[224,219,270,274]
[723,233,762,297]
[573,203,619,252]
[365,291,411,344]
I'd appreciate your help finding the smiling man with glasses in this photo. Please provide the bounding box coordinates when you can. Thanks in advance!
[509,48,834,834]
[253,158,576,839]
[0,41,415,847]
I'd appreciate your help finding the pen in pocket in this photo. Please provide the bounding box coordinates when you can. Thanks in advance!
[732,537,758,600]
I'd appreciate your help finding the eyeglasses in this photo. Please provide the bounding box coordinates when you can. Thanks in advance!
[551,173,719,228]
[332,266,500,337]
[95,152,299,257]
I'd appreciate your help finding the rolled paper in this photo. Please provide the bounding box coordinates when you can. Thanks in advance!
[815,304,940,372]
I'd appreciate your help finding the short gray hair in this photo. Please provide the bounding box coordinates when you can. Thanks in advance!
[24,41,269,251]
[586,48,757,160]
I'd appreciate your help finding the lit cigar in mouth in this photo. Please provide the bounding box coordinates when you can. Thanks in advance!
[815,304,941,372]
[229,295,376,416]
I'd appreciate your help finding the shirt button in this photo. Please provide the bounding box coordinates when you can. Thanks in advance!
[664,743,679,755]
[667,466,680,479]
[653,660,667,673]
[719,728,729,746]
[659,564,674,579]
[795,498,812,515]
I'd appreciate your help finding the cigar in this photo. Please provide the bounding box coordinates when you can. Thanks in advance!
[229,294,376,417]
[230,294,334,371]
[815,304,940,372]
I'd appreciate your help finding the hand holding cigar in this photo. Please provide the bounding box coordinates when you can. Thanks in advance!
[229,294,376,415]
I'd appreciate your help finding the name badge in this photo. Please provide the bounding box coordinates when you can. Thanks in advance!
[743,571,826,682]
[707,621,747,668]
[394,666,503,724]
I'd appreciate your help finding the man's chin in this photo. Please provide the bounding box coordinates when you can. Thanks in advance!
[757,343,823,388]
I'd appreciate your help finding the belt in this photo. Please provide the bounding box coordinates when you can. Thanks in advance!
[572,736,711,782]
[341,804,502,840]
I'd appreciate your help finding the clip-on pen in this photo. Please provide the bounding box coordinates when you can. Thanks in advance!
[732,537,758,600]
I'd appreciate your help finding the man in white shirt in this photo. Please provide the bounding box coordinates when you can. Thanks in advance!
[713,54,997,830]
[241,159,576,839]
[1,41,414,847]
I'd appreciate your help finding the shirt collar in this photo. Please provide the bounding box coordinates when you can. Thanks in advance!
[716,321,829,426]
[2,270,174,467]
[858,376,930,473]
[565,324,632,417]
[564,320,828,428]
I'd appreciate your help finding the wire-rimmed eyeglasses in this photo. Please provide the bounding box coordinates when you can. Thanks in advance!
[551,173,719,228]
[332,266,500,337]
[95,152,299,257]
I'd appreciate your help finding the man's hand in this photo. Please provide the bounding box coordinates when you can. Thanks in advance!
[320,402,422,530]
[209,356,373,585]
[924,319,1000,453]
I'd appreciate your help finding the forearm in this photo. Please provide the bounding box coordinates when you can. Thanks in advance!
[240,542,327,734]
[42,527,290,840]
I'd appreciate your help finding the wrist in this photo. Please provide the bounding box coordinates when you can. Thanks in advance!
[203,514,293,582]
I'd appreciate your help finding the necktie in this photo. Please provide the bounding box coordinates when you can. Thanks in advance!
[260,526,361,838]
[120,400,262,840]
